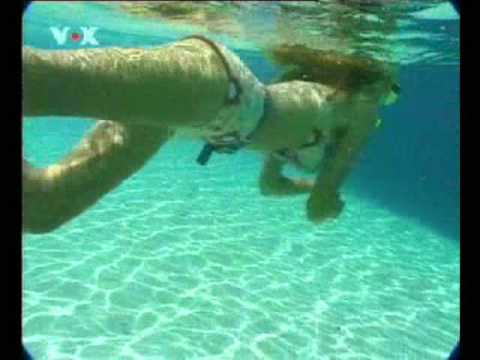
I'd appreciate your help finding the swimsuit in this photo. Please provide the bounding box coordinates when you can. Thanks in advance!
[178,36,334,171]
[272,129,336,173]
[175,35,266,165]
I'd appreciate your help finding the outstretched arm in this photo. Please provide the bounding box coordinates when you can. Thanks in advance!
[23,122,172,234]
[307,102,378,223]
[259,154,314,196]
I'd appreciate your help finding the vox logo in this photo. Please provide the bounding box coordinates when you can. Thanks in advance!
[49,27,100,46]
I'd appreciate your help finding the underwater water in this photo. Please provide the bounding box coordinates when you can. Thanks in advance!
[23,2,459,360]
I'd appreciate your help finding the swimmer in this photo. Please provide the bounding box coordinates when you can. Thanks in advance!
[23,36,399,233]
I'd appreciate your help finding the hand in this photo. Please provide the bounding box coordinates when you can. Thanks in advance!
[306,191,344,224]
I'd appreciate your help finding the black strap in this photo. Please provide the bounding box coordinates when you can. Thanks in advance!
[183,35,246,166]
[182,35,242,105]
[196,143,215,166]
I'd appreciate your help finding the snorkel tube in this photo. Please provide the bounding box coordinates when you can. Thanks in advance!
[196,143,215,165]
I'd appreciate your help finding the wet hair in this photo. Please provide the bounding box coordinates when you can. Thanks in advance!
[268,43,399,95]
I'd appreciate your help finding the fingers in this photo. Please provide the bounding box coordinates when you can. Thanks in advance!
[306,192,344,224]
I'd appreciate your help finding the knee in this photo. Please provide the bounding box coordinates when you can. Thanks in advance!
[23,214,65,234]
[22,198,66,234]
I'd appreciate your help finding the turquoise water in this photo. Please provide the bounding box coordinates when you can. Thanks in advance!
[23,2,459,359]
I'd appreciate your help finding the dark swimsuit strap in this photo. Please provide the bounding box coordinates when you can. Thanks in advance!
[299,129,324,149]
[182,35,242,105]
[182,35,248,165]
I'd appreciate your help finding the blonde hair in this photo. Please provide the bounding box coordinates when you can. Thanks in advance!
[267,44,398,97]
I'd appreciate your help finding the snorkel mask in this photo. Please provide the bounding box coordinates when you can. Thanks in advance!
[384,82,401,105]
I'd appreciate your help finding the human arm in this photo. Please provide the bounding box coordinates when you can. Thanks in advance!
[259,154,314,197]
[306,102,378,223]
